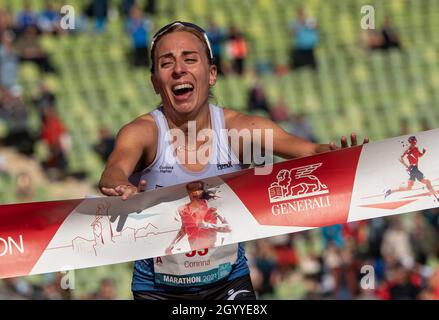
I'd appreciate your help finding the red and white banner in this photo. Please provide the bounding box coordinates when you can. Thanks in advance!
[1,129,439,279]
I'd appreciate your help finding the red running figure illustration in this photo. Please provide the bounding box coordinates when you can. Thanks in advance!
[165,181,231,255]
[385,136,439,201]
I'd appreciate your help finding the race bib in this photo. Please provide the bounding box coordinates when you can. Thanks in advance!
[153,244,238,287]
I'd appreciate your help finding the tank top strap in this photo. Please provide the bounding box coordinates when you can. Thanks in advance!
[209,104,223,132]
[149,107,168,164]
[150,106,167,144]
[209,104,241,165]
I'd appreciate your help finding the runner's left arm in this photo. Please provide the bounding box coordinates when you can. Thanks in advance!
[225,109,368,160]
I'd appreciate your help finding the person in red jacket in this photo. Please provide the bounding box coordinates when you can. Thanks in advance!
[40,106,69,176]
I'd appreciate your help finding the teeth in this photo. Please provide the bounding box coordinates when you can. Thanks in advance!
[173,83,194,91]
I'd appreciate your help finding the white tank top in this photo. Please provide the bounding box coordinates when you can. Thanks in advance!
[129,104,247,187]
[130,104,250,290]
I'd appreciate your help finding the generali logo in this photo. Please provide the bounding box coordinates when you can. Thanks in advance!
[268,163,330,216]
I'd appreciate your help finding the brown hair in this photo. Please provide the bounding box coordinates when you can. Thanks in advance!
[150,24,214,74]
[186,181,218,200]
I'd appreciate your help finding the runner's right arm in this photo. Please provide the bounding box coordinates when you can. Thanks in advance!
[99,116,157,199]
[399,149,409,168]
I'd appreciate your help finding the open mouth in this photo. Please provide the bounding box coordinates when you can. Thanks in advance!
[172,83,194,97]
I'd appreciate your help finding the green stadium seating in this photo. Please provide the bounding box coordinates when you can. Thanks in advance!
[0,0,436,185]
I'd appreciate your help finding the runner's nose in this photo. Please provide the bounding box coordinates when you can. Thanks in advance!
[172,58,187,78]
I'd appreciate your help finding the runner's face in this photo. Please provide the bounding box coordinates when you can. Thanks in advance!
[189,189,203,200]
[152,31,217,115]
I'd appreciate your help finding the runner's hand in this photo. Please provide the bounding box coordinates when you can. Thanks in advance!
[398,159,409,171]
[100,179,148,200]
[329,133,369,151]
[165,245,174,255]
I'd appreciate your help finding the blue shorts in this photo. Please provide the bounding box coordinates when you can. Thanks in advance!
[409,165,424,182]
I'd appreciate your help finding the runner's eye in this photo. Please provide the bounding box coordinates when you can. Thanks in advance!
[160,61,172,68]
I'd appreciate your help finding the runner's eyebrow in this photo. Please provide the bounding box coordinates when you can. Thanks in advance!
[182,51,199,56]
[158,52,174,60]
[158,51,199,60]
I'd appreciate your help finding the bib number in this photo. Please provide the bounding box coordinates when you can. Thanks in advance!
[153,244,238,287]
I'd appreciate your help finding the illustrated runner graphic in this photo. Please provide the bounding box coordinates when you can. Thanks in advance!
[165,181,231,255]
[385,136,439,201]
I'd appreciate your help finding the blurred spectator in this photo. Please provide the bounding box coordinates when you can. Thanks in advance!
[267,235,298,271]
[339,239,360,298]
[92,0,108,33]
[362,30,384,51]
[40,106,70,179]
[0,8,16,36]
[419,267,439,300]
[35,273,71,300]
[248,265,264,298]
[287,113,318,142]
[31,82,56,119]
[227,26,248,75]
[67,6,89,34]
[0,278,37,299]
[247,81,270,114]
[410,213,439,265]
[322,242,342,296]
[41,280,62,300]
[37,1,61,35]
[94,127,115,162]
[270,96,290,123]
[1,87,35,156]
[300,251,322,282]
[380,263,422,300]
[362,17,401,52]
[380,17,401,50]
[381,217,415,268]
[423,207,439,233]
[367,217,388,260]
[206,20,226,76]
[0,31,19,89]
[15,26,55,73]
[92,278,117,300]
[144,0,157,15]
[356,283,379,300]
[343,221,368,250]
[16,2,38,34]
[289,8,319,70]
[15,171,34,202]
[125,5,151,68]
[121,0,135,17]
[252,240,278,297]
[0,274,69,300]
[303,275,323,299]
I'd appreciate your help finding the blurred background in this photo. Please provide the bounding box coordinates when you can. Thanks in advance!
[0,0,439,300]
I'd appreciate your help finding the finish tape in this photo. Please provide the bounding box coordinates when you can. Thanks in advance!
[1,129,438,279]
